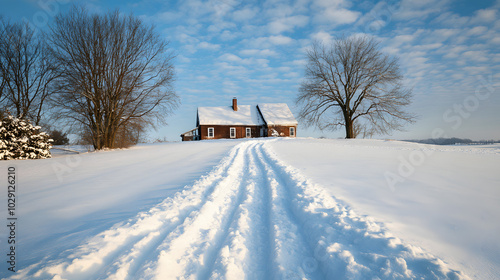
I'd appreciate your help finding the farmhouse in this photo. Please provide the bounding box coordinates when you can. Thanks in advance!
[180,98,297,141]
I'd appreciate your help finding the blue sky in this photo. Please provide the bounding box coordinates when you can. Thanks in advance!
[2,0,499,141]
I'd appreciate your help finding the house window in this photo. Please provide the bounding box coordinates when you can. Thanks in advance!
[208,127,214,138]
[246,127,251,138]
[230,127,236,138]
[290,127,295,137]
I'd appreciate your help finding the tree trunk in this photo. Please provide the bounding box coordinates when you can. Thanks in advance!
[345,118,355,138]
[342,108,355,139]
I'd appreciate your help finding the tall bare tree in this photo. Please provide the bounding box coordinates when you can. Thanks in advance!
[48,7,178,149]
[297,36,416,138]
[0,19,58,125]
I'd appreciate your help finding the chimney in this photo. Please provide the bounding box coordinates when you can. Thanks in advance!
[232,97,238,111]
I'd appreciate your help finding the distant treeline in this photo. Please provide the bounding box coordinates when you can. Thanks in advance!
[404,138,500,145]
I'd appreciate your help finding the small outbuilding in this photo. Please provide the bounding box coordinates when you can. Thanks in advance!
[180,98,298,141]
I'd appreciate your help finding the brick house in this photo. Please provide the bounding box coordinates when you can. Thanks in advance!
[180,98,298,141]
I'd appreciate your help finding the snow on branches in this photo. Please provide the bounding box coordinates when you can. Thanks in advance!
[0,115,53,160]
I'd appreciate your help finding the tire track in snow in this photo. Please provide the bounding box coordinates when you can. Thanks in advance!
[110,142,246,279]
[254,142,323,279]
[10,144,245,280]
[152,141,251,279]
[10,139,469,280]
[259,141,469,279]
[208,142,273,279]
[125,144,248,280]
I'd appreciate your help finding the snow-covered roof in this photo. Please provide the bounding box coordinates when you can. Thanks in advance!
[257,103,298,126]
[197,105,265,126]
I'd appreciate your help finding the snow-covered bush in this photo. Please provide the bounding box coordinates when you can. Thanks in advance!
[0,115,53,160]
[271,129,280,137]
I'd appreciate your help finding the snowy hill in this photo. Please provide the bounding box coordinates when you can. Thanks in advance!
[1,138,499,279]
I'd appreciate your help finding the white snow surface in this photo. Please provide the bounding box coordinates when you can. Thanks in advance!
[50,145,94,157]
[1,138,498,279]
[270,138,500,280]
[257,103,298,126]
[197,105,264,126]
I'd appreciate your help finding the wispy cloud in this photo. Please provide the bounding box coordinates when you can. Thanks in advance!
[242,35,294,48]
[231,5,259,22]
[311,0,360,25]
[197,41,221,51]
[267,15,308,34]
[239,49,278,57]
[393,0,450,21]
[310,31,333,44]
[471,9,497,24]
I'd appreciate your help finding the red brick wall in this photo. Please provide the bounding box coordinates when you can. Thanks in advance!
[198,125,297,140]
[199,125,262,140]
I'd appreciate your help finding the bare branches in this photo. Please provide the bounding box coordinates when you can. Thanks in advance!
[297,35,416,138]
[48,7,178,149]
[0,19,58,125]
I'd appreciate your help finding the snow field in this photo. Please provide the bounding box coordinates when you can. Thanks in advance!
[7,143,243,279]
[4,139,470,279]
[269,138,500,279]
[260,142,467,279]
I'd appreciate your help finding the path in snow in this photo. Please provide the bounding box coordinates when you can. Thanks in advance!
[10,140,468,280]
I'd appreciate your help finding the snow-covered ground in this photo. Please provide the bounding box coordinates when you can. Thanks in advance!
[49,145,95,157]
[0,140,240,279]
[269,138,500,279]
[1,138,498,279]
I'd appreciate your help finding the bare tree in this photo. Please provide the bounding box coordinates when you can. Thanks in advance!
[114,118,148,148]
[0,19,58,125]
[48,7,178,149]
[297,36,416,138]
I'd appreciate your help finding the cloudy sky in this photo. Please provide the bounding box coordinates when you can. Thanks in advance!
[3,0,500,141]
